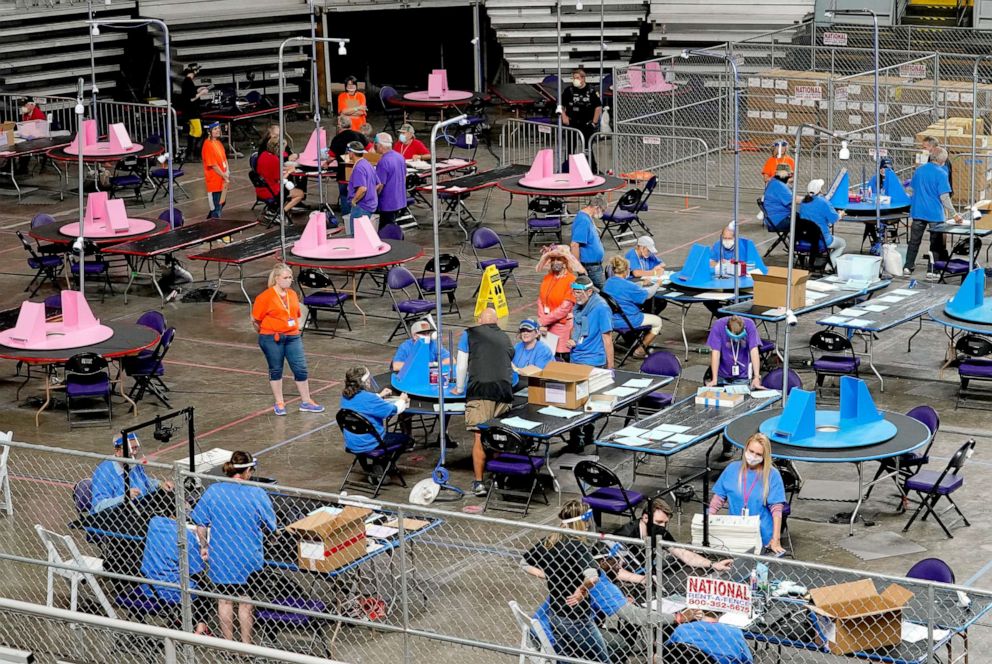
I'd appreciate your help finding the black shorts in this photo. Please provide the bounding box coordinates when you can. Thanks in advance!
[212,570,264,600]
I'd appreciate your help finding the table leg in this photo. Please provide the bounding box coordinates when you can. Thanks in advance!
[849,462,865,536]
[866,335,883,392]
[348,274,367,325]
[116,367,138,417]
[680,303,690,361]
[34,379,52,428]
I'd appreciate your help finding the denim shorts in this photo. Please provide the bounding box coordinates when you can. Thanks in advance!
[258,333,308,381]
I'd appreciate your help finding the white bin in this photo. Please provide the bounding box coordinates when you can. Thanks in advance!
[836,254,882,281]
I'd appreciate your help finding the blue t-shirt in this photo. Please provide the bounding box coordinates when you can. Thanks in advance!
[713,461,786,547]
[91,460,160,513]
[534,575,628,647]
[340,390,398,453]
[139,516,203,604]
[513,340,554,370]
[571,210,605,264]
[190,482,276,585]
[347,158,380,214]
[602,275,648,328]
[570,293,613,366]
[392,338,450,368]
[910,162,951,223]
[624,247,662,277]
[798,195,838,247]
[668,621,753,664]
[763,178,793,230]
[708,238,768,273]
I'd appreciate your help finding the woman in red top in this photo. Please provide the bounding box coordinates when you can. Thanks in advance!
[20,99,45,122]
[393,123,431,161]
[251,264,324,415]
[255,138,305,215]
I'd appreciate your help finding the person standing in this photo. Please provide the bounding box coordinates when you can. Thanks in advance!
[568,275,613,369]
[346,141,379,234]
[570,196,607,289]
[337,75,367,131]
[201,121,229,219]
[451,308,515,497]
[178,64,208,160]
[251,264,324,415]
[921,135,953,195]
[905,147,961,275]
[760,140,794,183]
[192,451,276,644]
[560,69,602,172]
[536,245,581,358]
[374,132,406,229]
[330,115,368,216]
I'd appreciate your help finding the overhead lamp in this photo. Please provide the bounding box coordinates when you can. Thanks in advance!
[839,140,850,161]
[337,41,347,56]
[90,24,100,36]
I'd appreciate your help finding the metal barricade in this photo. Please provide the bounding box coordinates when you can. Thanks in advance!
[94,100,180,155]
[499,118,586,167]
[0,93,86,135]
[589,131,709,200]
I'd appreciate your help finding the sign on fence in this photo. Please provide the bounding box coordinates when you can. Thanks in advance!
[794,85,824,101]
[642,136,662,145]
[899,63,927,79]
[823,32,848,47]
[686,576,753,615]
[538,125,552,135]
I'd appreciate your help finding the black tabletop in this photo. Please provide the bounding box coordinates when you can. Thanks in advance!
[497,174,626,197]
[489,83,547,105]
[285,239,423,271]
[189,226,304,264]
[724,409,930,462]
[0,321,159,363]
[47,142,165,163]
[1,136,70,156]
[30,217,172,246]
[102,219,259,257]
[434,164,530,191]
[840,205,910,218]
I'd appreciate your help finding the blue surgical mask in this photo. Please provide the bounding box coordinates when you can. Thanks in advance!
[399,133,409,144]
[727,328,747,341]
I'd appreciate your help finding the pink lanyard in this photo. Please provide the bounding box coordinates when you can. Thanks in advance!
[741,471,761,512]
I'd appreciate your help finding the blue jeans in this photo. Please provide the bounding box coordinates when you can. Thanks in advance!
[582,262,605,289]
[258,334,308,381]
[550,614,611,663]
[338,183,352,215]
[207,191,224,219]
[349,206,375,235]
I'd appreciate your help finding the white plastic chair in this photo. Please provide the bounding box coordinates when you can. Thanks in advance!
[0,430,12,516]
[508,600,556,664]
[35,524,116,618]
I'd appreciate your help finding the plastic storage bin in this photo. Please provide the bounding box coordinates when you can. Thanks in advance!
[836,255,881,282]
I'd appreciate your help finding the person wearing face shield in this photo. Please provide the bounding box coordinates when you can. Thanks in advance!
[390,319,456,449]
[560,69,603,173]
[535,245,582,357]
[91,433,174,513]
[761,163,794,232]
[761,140,794,183]
[709,433,787,555]
[337,75,367,132]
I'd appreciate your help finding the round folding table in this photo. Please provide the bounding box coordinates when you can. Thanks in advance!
[29,218,171,247]
[47,143,166,197]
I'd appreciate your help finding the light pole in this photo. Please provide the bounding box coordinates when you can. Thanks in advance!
[682,47,742,299]
[555,0,584,165]
[86,0,110,129]
[277,36,351,257]
[472,0,482,94]
[969,55,992,268]
[74,78,86,295]
[87,18,177,228]
[307,0,331,215]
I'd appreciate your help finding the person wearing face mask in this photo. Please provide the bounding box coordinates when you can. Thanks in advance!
[799,179,847,264]
[391,319,450,371]
[624,236,664,280]
[393,123,430,161]
[761,140,794,183]
[603,255,661,359]
[20,99,45,122]
[921,135,953,195]
[512,319,555,370]
[330,114,369,216]
[536,245,581,358]
[708,225,765,274]
[568,275,614,369]
[762,163,794,232]
[337,75,367,132]
[374,132,407,229]
[339,365,411,456]
[705,315,762,390]
[570,195,608,288]
[560,69,603,172]
[709,433,787,555]
[91,433,174,513]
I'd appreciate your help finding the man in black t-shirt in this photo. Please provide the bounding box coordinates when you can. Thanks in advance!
[561,69,602,172]
[329,114,368,215]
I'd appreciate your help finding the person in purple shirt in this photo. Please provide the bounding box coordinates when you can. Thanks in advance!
[374,132,407,230]
[345,140,379,234]
[705,315,763,390]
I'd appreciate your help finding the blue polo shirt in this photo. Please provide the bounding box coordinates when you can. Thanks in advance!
[798,195,838,248]
[392,338,450,367]
[339,390,398,453]
[910,162,951,223]
[571,210,604,264]
[763,178,793,230]
[570,293,612,366]
[512,340,554,370]
[602,275,648,328]
[624,247,662,277]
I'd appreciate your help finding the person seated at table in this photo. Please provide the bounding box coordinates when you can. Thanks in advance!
[513,319,554,371]
[664,609,753,664]
[761,139,793,183]
[709,225,763,272]
[394,123,431,161]
[138,515,210,635]
[91,433,173,514]
[392,319,450,371]
[709,432,786,556]
[340,365,411,455]
[625,236,665,279]
[536,244,582,359]
[338,75,367,131]
[762,163,793,231]
[603,255,661,359]
[255,122,297,162]
[568,275,614,369]
[255,138,305,216]
[330,114,369,216]
[799,179,846,264]
[705,315,763,391]
[20,98,45,122]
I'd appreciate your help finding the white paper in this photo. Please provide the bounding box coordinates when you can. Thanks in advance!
[666,433,695,444]
[807,281,838,292]
[655,598,688,614]
[366,525,398,539]
[876,295,906,303]
[719,612,752,628]
[604,386,638,397]
[614,436,651,447]
[820,315,850,325]
[538,405,583,419]
[901,621,950,644]
[696,292,734,300]
[541,331,559,354]
[300,541,324,560]
[624,378,654,388]
[654,424,691,433]
[750,390,781,399]
[434,402,466,412]
[366,540,385,555]
[862,304,889,313]
[846,318,875,327]
[839,308,868,316]
[889,288,917,296]
[806,292,827,302]
[644,430,672,441]
[500,416,542,430]
[615,426,649,438]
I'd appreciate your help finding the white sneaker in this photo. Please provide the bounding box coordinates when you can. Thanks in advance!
[902,268,913,277]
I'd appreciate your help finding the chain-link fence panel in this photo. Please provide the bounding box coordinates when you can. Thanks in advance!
[499,119,586,167]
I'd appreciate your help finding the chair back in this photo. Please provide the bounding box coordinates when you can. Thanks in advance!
[248,170,277,199]
[481,427,533,456]
[158,208,184,228]
[573,460,622,490]
[795,218,826,253]
[472,226,501,251]
[949,236,981,259]
[905,405,939,436]
[335,409,386,448]
[640,350,681,378]
[379,223,405,240]
[35,525,86,569]
[387,265,419,292]
[906,558,955,584]
[136,310,167,334]
[613,188,643,214]
[15,230,42,261]
[380,85,399,106]
[424,253,461,277]
[955,334,992,358]
[599,291,640,332]
[297,268,333,290]
[249,151,260,172]
[945,439,976,477]
[65,352,109,377]
[244,90,262,104]
[762,368,803,395]
[136,328,176,377]
[757,198,777,232]
[73,479,93,515]
[809,330,853,354]
[31,213,57,229]
[508,600,556,661]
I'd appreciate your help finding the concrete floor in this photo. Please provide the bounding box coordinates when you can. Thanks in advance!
[1,110,992,661]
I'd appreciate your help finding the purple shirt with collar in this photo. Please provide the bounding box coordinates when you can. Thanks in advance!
[706,317,759,381]
[375,150,407,212]
[348,158,380,214]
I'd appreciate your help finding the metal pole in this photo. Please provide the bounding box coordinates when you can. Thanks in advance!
[87,0,98,131]
[970,57,990,268]
[599,0,605,91]
[473,0,482,94]
[308,1,326,211]
[556,0,563,166]
[872,12,880,240]
[75,78,86,295]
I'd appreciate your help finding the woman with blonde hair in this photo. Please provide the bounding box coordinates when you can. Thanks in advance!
[251,264,324,415]
[709,433,786,554]
[535,245,585,357]
[602,255,662,358]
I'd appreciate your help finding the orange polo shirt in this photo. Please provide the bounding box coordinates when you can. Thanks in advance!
[252,286,301,337]
[201,138,229,194]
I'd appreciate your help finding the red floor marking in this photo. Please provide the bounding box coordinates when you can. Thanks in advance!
[11,474,73,488]
[180,337,390,366]
[163,359,334,383]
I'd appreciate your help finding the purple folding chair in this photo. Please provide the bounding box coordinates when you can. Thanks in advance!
[637,351,682,415]
[122,327,175,406]
[69,240,114,302]
[256,597,330,655]
[65,353,112,429]
[903,439,974,538]
[30,213,65,255]
[931,237,979,283]
[866,405,939,503]
[378,223,405,241]
[136,310,168,335]
[482,427,548,516]
[907,558,955,584]
[762,368,803,395]
[385,266,436,342]
[574,460,644,527]
[418,254,461,317]
[337,409,410,498]
[955,334,992,408]
[297,269,351,337]
[600,177,655,249]
[73,479,93,515]
[471,227,522,297]
[809,330,859,396]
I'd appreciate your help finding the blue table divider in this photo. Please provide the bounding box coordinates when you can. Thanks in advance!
[828,170,850,209]
[391,338,462,400]
[945,268,992,324]
[670,243,755,291]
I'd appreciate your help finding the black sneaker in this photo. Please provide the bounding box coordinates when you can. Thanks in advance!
[472,481,487,497]
[444,436,459,449]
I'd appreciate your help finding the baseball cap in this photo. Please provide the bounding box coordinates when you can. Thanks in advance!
[204,121,220,131]
[113,432,139,448]
[347,141,366,154]
[636,236,657,253]
[807,179,825,194]
[571,275,595,291]
[410,320,434,335]
[518,319,539,332]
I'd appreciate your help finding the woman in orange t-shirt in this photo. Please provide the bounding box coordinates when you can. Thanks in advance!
[251,264,324,416]
[337,76,367,132]
[535,245,585,356]
[761,140,794,182]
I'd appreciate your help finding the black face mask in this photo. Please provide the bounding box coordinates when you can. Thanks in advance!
[775,174,790,183]
[647,523,669,539]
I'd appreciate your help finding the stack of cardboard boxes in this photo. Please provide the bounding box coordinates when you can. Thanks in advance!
[916,116,992,204]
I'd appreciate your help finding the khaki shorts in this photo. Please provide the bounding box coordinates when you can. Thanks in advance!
[464,400,511,430]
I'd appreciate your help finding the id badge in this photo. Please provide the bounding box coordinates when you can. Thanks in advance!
[288,319,296,327]
[544,306,551,314]
[742,507,749,517]
[732,364,740,377]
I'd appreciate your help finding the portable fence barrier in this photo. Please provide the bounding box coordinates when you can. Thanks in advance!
[499,118,586,167]
[587,132,709,201]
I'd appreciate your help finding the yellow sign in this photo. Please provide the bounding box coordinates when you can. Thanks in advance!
[474,264,509,319]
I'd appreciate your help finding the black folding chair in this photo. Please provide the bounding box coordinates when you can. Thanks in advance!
[758,197,790,257]
[122,328,176,406]
[336,409,409,498]
[297,269,351,337]
[599,177,656,249]
[16,230,63,297]
[600,291,652,367]
[903,439,975,538]
[794,218,834,276]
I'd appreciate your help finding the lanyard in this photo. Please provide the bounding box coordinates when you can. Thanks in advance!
[741,470,761,510]
[730,338,743,368]
[274,288,292,316]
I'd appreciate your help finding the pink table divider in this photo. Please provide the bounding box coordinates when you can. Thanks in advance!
[518,149,605,190]
[0,291,114,349]
[291,212,390,259]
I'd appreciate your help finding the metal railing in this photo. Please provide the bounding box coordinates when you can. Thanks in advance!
[499,118,586,167]
[588,131,709,200]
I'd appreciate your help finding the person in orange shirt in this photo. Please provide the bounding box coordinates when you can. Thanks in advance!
[201,122,229,219]
[337,76,367,132]
[761,140,794,183]
[535,245,585,358]
[251,264,325,415]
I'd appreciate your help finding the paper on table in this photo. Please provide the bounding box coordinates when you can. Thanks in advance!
[614,436,651,447]
[623,378,654,388]
[719,612,752,628]
[901,621,950,643]
[696,292,735,300]
[750,389,781,399]
[366,525,398,539]
[862,304,889,313]
[889,288,917,296]
[644,430,672,441]
[807,280,839,292]
[846,318,875,327]
[604,386,639,397]
[876,295,905,303]
[541,331,559,354]
[650,598,688,614]
[763,307,787,316]
[839,308,868,316]
[820,315,850,325]
[500,416,542,430]
[806,292,828,301]
[667,433,695,444]
[615,426,649,437]
[654,423,691,433]
[538,405,584,419]
[434,402,466,412]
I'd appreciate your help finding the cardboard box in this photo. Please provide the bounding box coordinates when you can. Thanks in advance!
[694,390,745,408]
[584,393,618,413]
[809,579,914,655]
[286,506,371,573]
[0,122,14,148]
[524,361,593,409]
[752,266,808,310]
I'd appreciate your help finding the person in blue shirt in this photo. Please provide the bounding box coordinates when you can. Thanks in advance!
[708,226,768,275]
[570,196,607,289]
[666,611,753,664]
[512,319,555,370]
[567,275,613,368]
[762,163,793,231]
[624,236,664,280]
[191,451,277,644]
[799,178,847,263]
[709,433,786,555]
[906,148,961,274]
[339,366,411,455]
[603,255,661,358]
[391,319,450,371]
[139,516,210,635]
[91,433,173,513]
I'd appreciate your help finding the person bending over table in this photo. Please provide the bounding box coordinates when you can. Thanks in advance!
[513,319,555,371]
[561,69,603,173]
[570,196,608,289]
[709,432,786,556]
[705,315,762,391]
[330,115,369,217]
[799,178,846,264]
[256,138,305,216]
[761,139,794,184]
[251,264,325,416]
[91,433,174,514]
[340,366,412,483]
[536,245,582,359]
[604,255,661,359]
[521,500,610,663]
[394,123,431,161]
[139,515,210,635]
[664,609,753,664]
[345,140,380,234]
[338,75,367,132]
[374,132,407,229]
[391,319,456,449]
[921,135,953,195]
[192,451,276,645]
[625,236,665,280]
[452,307,515,498]
[905,147,960,276]
[761,163,793,232]
[202,121,229,219]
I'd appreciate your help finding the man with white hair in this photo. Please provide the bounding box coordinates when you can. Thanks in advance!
[905,147,961,274]
[374,132,407,229]
[799,179,846,263]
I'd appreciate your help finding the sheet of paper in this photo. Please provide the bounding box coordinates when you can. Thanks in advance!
[300,541,324,560]
[901,621,950,643]
[614,436,651,447]
[514,388,529,397]
[604,386,638,397]
[876,295,906,303]
[623,378,653,388]
[750,389,781,399]
[651,598,688,614]
[615,426,649,438]
[862,304,889,313]
[889,288,918,296]
[820,315,850,325]
[696,292,735,300]
[434,402,466,412]
[544,383,567,404]
[807,280,839,292]
[846,318,875,328]
[538,406,584,419]
[666,433,695,444]
[366,540,385,555]
[839,308,868,316]
[654,423,691,433]
[644,430,672,441]
[764,306,787,316]
[805,292,827,301]
[719,612,752,628]
[541,331,559,354]
[384,518,430,531]
[366,525,398,539]
[500,416,542,430]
